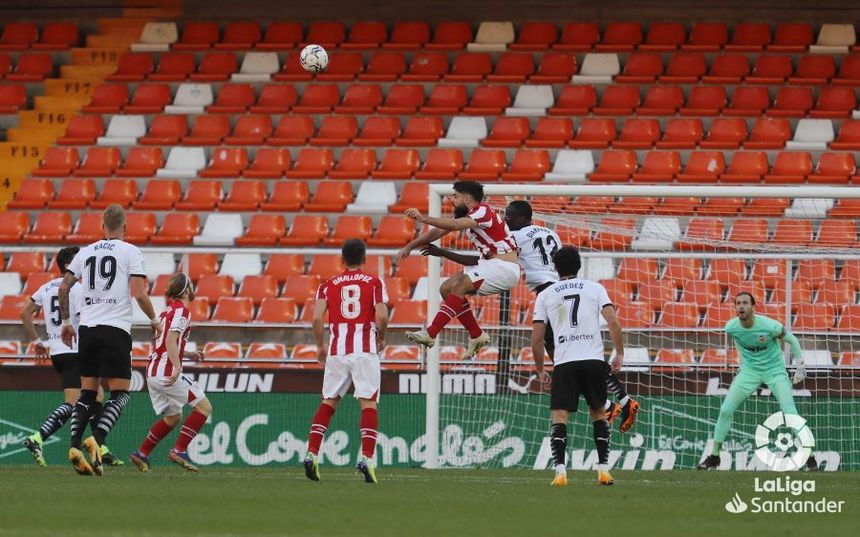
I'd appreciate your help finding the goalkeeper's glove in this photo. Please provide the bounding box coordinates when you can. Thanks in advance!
[792,365,806,385]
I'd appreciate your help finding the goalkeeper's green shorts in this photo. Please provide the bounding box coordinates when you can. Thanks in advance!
[723,367,797,416]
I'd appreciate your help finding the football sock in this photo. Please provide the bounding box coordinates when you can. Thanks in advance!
[711,441,723,457]
[94,390,130,445]
[550,423,567,469]
[604,400,612,411]
[69,389,98,449]
[38,402,73,440]
[454,302,483,339]
[140,419,175,456]
[174,410,207,452]
[308,403,336,455]
[607,374,629,402]
[360,408,378,458]
[88,400,103,436]
[593,419,610,465]
[427,294,466,338]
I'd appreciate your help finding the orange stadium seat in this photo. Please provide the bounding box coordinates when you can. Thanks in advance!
[0,296,28,321]
[568,118,616,149]
[764,151,812,183]
[219,180,265,210]
[812,87,856,118]
[701,305,736,329]
[57,116,105,145]
[175,22,220,50]
[24,212,72,244]
[616,302,653,328]
[600,279,632,305]
[224,115,272,145]
[174,181,223,211]
[725,281,766,305]
[657,303,700,328]
[525,117,573,148]
[0,22,37,50]
[617,53,663,83]
[680,85,726,115]
[597,22,642,51]
[261,182,308,211]
[308,254,346,280]
[7,179,53,209]
[745,117,791,149]
[740,197,789,216]
[182,253,218,283]
[263,254,304,283]
[722,151,768,183]
[125,83,171,114]
[747,55,793,83]
[107,53,153,82]
[685,22,728,51]
[304,181,352,211]
[678,218,724,250]
[257,22,302,50]
[426,21,471,50]
[640,22,686,51]
[769,23,813,52]
[632,151,680,182]
[235,214,286,246]
[656,118,704,149]
[316,52,363,81]
[593,85,640,115]
[115,147,164,177]
[285,148,334,179]
[329,149,376,179]
[354,116,401,145]
[335,83,383,113]
[834,55,860,85]
[662,52,707,83]
[195,274,235,302]
[32,147,78,177]
[639,85,684,115]
[510,22,557,51]
[790,55,835,85]
[531,52,578,83]
[590,150,637,182]
[502,149,550,181]
[590,217,636,250]
[212,297,254,323]
[700,118,748,148]
[548,85,596,115]
[554,22,599,51]
[48,178,95,209]
[402,53,448,81]
[489,53,534,83]
[7,252,46,280]
[209,83,256,113]
[795,259,835,290]
[134,180,181,210]
[377,84,424,114]
[831,120,860,150]
[22,272,55,297]
[323,215,373,246]
[727,218,769,245]
[268,116,314,146]
[389,182,429,213]
[282,275,322,304]
[816,220,858,248]
[0,84,26,112]
[793,303,835,331]
[140,115,187,146]
[614,118,661,149]
[150,215,200,246]
[184,114,230,145]
[293,84,341,114]
[816,279,854,306]
[66,213,102,244]
[414,148,463,180]
[396,117,443,146]
[250,84,297,114]
[617,258,659,283]
[7,53,52,81]
[420,84,468,114]
[678,151,726,182]
[769,86,813,117]
[304,21,345,48]
[463,85,511,115]
[703,54,749,84]
[274,53,311,82]
[361,51,406,81]
[663,258,702,283]
[149,52,196,81]
[74,147,121,177]
[728,23,771,51]
[482,117,530,148]
[459,149,506,180]
[199,148,248,178]
[368,149,417,179]
[310,116,358,146]
[255,298,298,324]
[707,258,747,288]
[367,216,416,247]
[772,219,813,246]
[238,275,278,306]
[280,215,328,246]
[750,259,787,288]
[390,300,427,325]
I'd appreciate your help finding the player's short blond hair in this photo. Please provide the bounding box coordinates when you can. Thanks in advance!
[102,204,126,233]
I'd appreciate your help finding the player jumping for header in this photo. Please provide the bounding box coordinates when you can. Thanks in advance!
[396,181,521,358]
[422,200,640,432]
[697,292,818,471]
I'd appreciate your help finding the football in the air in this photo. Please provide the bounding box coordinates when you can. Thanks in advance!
[300,44,329,73]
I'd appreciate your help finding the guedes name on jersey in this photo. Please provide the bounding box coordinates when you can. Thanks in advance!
[553,281,585,292]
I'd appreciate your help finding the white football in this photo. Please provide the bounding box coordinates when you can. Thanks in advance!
[299,44,328,73]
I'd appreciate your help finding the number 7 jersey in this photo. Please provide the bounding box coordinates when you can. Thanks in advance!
[317,269,388,356]
[66,238,147,334]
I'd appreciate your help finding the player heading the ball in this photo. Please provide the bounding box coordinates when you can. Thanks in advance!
[396,181,521,358]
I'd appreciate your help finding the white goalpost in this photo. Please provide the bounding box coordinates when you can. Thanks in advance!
[423,184,860,471]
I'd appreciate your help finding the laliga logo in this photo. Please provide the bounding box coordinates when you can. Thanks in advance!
[725,493,749,514]
[754,412,815,472]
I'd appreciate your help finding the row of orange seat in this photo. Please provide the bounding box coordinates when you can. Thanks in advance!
[80,82,860,118]
[26,145,860,185]
[0,52,57,81]
[147,21,827,53]
[105,49,860,85]
[54,114,860,151]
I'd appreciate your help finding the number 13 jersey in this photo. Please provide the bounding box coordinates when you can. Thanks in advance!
[533,279,612,365]
[317,270,389,356]
[510,225,562,291]
[67,238,147,334]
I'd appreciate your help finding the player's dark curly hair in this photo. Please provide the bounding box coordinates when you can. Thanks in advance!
[342,239,367,267]
[56,246,79,273]
[553,246,582,278]
[735,291,756,306]
[506,200,533,221]
[452,181,484,202]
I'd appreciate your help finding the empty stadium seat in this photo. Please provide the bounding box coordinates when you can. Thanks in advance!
[150,213,200,245]
[280,215,328,246]
[219,181,265,211]
[236,214,286,246]
[285,148,334,178]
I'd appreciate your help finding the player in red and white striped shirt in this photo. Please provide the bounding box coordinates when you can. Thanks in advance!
[304,239,389,484]
[129,273,211,473]
[397,181,521,357]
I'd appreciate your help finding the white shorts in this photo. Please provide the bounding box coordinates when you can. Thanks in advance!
[322,353,381,401]
[465,258,521,296]
[147,374,207,416]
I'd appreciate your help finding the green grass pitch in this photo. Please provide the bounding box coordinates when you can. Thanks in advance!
[0,465,857,536]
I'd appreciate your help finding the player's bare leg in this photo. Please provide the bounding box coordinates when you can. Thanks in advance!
[356,398,379,484]
[304,398,339,481]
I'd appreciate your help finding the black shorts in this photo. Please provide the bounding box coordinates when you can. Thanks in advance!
[78,325,132,380]
[550,360,609,412]
[51,353,81,389]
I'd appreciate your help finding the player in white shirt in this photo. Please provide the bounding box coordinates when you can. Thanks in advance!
[20,247,121,467]
[58,205,162,476]
[531,247,625,486]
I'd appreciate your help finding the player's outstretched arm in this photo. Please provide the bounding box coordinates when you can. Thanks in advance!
[312,301,329,364]
[396,226,449,262]
[406,208,477,232]
[19,300,47,360]
[131,276,162,338]
[602,305,625,372]
[779,330,806,384]
[420,244,480,267]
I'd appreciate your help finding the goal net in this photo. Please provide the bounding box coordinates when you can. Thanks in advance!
[423,184,860,472]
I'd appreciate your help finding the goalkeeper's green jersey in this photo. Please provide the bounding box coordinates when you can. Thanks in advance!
[725,314,787,372]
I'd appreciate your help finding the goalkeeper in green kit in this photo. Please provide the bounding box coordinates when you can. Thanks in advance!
[697,292,818,471]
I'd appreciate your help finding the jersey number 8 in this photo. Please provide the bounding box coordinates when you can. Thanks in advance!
[340,284,361,319]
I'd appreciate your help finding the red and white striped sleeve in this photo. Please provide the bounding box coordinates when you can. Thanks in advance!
[168,307,190,333]
[315,282,328,301]
[468,204,494,228]
[373,277,389,306]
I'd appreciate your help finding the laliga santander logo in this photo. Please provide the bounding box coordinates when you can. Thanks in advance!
[754,411,815,472]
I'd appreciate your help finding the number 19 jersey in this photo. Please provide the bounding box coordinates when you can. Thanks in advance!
[67,238,147,334]
[317,269,388,356]
[532,278,612,365]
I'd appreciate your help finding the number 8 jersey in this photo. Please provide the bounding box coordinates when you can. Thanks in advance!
[67,238,147,334]
[316,269,388,356]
